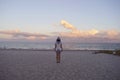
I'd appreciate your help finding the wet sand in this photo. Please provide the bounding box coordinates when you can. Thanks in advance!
[0,49,120,80]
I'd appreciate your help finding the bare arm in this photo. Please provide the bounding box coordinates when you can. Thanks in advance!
[54,43,57,51]
[61,43,63,51]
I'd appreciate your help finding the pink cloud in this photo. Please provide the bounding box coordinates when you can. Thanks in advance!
[0,29,49,40]
[60,20,120,42]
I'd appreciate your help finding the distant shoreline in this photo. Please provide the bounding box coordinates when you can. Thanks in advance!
[0,48,115,51]
[0,42,120,51]
[1,48,119,56]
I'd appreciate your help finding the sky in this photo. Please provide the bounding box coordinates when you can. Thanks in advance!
[0,0,120,43]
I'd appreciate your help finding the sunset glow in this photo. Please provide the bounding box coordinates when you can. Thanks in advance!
[0,0,120,42]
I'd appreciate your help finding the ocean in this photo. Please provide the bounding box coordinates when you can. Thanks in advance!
[0,41,120,50]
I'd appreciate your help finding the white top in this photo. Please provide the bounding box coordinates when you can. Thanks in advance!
[55,42,62,51]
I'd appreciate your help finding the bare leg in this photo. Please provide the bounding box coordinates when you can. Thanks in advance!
[56,52,60,63]
[56,53,58,63]
[58,53,60,63]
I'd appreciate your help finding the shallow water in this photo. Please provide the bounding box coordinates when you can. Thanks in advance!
[0,41,120,50]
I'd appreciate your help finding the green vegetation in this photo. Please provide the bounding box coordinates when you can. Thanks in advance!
[95,50,120,56]
[115,50,120,56]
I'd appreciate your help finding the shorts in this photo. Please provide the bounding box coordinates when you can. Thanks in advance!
[56,49,61,53]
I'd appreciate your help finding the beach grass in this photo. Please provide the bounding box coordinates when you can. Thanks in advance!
[95,49,120,56]
[116,50,120,55]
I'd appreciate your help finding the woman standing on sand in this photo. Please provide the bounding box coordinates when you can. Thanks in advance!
[55,37,63,63]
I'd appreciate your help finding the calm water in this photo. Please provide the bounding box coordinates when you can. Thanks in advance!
[0,41,120,50]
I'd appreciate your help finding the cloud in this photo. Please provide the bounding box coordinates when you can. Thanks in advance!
[61,20,77,31]
[106,30,119,38]
[0,29,49,40]
[60,20,120,42]
[60,20,100,37]
[95,30,120,39]
[0,20,120,43]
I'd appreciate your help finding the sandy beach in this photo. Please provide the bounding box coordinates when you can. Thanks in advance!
[0,49,120,80]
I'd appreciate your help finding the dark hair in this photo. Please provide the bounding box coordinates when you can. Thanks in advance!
[56,37,61,42]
